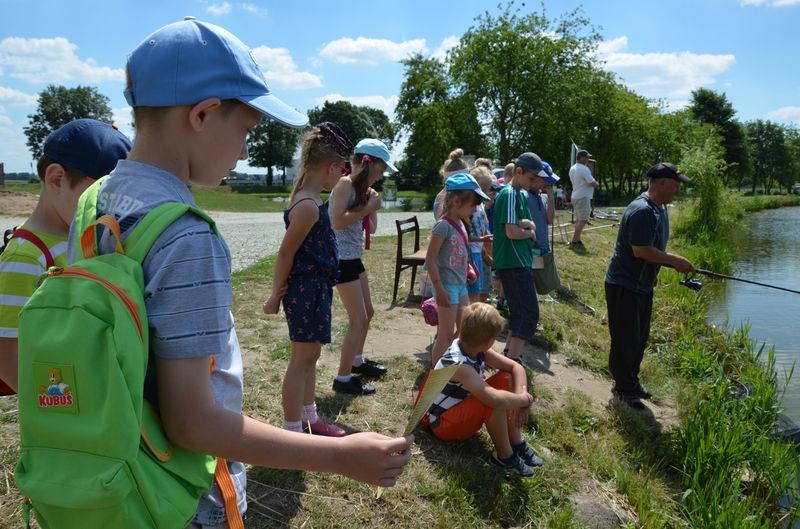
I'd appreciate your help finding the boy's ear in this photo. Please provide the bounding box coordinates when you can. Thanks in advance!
[188,98,222,132]
[43,163,67,195]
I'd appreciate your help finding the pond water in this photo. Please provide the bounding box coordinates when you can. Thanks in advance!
[705,206,800,423]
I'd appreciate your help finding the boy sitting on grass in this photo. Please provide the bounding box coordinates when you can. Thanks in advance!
[423,302,543,477]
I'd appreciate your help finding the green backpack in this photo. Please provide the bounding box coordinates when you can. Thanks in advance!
[15,178,216,529]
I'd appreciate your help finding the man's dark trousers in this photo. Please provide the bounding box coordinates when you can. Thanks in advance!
[605,282,653,395]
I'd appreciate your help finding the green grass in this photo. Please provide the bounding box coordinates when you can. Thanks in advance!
[2,181,41,195]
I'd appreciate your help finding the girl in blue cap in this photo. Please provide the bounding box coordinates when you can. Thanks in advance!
[328,139,397,395]
[426,173,490,366]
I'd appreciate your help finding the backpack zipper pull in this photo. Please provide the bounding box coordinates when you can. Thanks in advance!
[36,267,63,287]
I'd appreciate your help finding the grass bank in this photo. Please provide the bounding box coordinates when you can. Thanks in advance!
[0,202,798,528]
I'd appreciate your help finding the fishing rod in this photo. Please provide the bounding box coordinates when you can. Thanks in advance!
[680,269,800,295]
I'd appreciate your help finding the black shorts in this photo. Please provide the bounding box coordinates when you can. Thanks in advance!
[336,258,366,284]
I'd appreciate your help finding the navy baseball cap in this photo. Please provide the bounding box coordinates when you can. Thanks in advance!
[515,152,548,178]
[647,162,691,184]
[43,119,131,179]
[354,138,398,173]
[124,17,308,128]
[445,173,490,201]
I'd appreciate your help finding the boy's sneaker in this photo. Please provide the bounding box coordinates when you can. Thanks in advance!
[351,358,387,378]
[332,377,376,395]
[512,441,544,467]
[307,417,346,437]
[489,453,535,478]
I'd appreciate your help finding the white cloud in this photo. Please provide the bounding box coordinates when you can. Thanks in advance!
[313,93,399,117]
[111,107,135,141]
[768,106,800,124]
[0,37,124,84]
[0,86,37,106]
[250,46,322,90]
[206,2,231,15]
[741,0,800,6]
[432,35,459,60]
[319,37,427,65]
[239,3,267,15]
[596,36,736,100]
[0,105,11,127]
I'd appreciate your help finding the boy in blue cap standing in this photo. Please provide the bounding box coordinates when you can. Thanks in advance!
[71,18,411,528]
[0,119,130,393]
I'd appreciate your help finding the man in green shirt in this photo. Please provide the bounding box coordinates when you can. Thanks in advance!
[492,152,549,362]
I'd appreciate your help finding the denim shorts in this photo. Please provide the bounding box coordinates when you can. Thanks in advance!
[442,282,469,305]
[496,267,539,340]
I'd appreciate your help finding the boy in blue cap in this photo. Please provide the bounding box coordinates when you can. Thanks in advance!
[73,18,411,528]
[0,118,130,393]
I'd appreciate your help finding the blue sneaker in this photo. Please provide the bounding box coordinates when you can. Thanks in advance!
[512,441,544,467]
[489,453,534,478]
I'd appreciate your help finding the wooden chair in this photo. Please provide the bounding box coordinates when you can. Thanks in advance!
[393,216,427,303]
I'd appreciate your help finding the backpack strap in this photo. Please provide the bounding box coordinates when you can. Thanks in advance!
[214,458,245,529]
[123,203,217,264]
[10,229,55,269]
[73,176,107,247]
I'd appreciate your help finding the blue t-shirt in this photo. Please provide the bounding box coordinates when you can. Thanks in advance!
[67,160,246,525]
[605,193,669,295]
[525,190,550,255]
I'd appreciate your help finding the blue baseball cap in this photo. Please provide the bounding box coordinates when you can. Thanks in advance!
[515,152,548,178]
[445,173,490,201]
[354,138,398,173]
[541,161,560,185]
[43,119,131,180]
[124,17,308,128]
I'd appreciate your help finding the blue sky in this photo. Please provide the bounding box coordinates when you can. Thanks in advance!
[0,0,798,174]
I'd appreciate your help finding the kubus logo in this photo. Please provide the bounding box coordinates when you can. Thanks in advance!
[33,364,78,414]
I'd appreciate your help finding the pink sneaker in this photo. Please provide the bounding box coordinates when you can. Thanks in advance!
[307,417,346,437]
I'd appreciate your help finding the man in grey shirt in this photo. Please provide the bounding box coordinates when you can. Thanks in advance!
[605,162,694,410]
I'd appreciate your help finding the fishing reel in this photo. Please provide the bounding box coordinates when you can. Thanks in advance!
[680,273,703,292]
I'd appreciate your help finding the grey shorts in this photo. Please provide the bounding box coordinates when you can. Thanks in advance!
[573,197,591,221]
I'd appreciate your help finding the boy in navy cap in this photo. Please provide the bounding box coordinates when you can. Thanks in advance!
[0,118,130,394]
[70,17,412,528]
[492,152,549,363]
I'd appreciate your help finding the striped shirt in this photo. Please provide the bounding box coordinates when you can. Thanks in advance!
[425,339,485,429]
[0,229,68,338]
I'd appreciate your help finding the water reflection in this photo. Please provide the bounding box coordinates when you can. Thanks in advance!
[706,207,800,422]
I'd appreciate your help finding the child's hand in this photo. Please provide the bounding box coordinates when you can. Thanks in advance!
[262,286,287,314]
[513,407,530,428]
[366,188,381,212]
[519,219,534,231]
[338,433,414,487]
[481,234,493,241]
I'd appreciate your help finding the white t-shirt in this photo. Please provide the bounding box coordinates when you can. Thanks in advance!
[569,163,596,200]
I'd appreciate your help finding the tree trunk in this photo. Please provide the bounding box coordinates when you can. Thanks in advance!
[281,167,286,186]
[267,166,274,187]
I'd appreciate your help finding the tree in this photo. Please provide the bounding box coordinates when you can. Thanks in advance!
[448,3,600,163]
[395,54,486,189]
[24,85,113,159]
[745,119,790,194]
[688,88,749,187]
[307,100,395,148]
[247,118,303,186]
